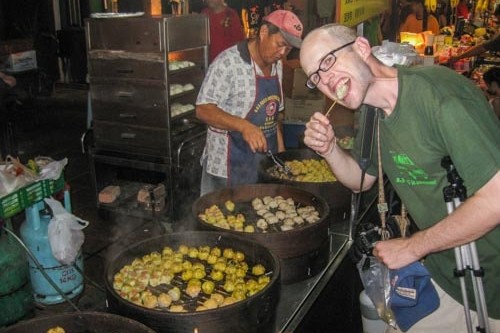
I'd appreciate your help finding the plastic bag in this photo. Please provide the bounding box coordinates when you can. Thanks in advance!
[357,254,396,328]
[372,40,419,67]
[45,198,89,265]
[37,157,68,180]
[0,156,38,198]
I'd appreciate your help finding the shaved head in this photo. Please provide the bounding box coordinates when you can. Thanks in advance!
[302,24,357,51]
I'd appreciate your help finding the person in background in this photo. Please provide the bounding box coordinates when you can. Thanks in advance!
[482,66,500,118]
[399,0,440,35]
[436,0,448,27]
[449,6,500,62]
[456,0,470,19]
[241,0,266,38]
[202,0,245,63]
[196,10,303,196]
[300,23,499,332]
[449,32,500,62]
[264,0,287,14]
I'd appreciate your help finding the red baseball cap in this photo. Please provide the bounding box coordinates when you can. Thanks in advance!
[263,10,303,48]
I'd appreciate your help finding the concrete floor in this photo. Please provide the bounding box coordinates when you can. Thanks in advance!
[2,85,356,329]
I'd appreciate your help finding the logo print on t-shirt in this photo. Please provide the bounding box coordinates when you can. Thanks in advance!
[392,153,437,186]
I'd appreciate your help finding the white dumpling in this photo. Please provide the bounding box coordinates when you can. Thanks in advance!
[256,219,268,230]
[278,202,291,211]
[275,210,286,220]
[293,216,305,225]
[305,215,320,223]
[254,203,265,211]
[256,209,269,217]
[266,215,279,224]
[283,218,294,226]
[267,199,279,209]
[262,196,273,205]
[252,198,263,207]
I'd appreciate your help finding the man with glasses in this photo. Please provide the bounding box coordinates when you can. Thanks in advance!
[196,10,303,195]
[301,23,500,333]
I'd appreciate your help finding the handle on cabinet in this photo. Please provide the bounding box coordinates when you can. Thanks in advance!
[120,132,136,139]
[117,91,133,98]
[119,113,137,119]
[116,68,134,74]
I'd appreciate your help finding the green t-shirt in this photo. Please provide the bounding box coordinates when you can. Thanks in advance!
[352,65,500,318]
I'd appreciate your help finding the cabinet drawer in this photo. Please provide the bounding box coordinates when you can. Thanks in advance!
[93,121,169,156]
[88,57,164,80]
[86,18,162,53]
[92,101,168,128]
[90,78,166,107]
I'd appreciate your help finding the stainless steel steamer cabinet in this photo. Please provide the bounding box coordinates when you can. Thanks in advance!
[85,14,208,222]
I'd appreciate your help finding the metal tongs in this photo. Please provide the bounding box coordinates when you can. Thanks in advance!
[267,150,292,177]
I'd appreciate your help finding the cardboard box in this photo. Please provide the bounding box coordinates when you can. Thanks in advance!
[3,50,37,72]
[420,55,438,66]
[284,97,326,123]
[282,59,323,99]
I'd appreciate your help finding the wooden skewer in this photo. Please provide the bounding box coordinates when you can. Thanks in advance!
[324,99,337,117]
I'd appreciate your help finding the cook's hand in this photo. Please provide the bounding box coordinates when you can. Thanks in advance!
[241,121,267,153]
[372,238,420,269]
[303,112,336,155]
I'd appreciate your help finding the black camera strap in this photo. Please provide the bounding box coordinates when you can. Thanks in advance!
[350,105,378,242]
[359,105,378,173]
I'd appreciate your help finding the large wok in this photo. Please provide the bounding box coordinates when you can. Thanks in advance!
[192,184,330,283]
[1,311,157,333]
[258,148,352,221]
[105,231,280,333]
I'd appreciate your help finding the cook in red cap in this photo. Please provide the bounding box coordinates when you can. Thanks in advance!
[262,10,303,48]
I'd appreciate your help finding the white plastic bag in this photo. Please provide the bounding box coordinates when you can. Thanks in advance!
[37,157,68,180]
[357,254,396,328]
[0,156,38,198]
[45,198,89,265]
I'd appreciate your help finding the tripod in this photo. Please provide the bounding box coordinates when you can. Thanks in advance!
[441,156,490,333]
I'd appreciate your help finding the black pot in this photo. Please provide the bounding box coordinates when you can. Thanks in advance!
[192,184,330,283]
[1,311,157,333]
[258,148,352,221]
[105,231,281,333]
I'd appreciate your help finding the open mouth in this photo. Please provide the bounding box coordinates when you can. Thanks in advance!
[335,78,350,100]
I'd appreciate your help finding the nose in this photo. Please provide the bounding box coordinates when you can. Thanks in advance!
[318,69,335,87]
[278,45,292,56]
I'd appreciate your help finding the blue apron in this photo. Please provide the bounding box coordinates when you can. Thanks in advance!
[228,64,281,186]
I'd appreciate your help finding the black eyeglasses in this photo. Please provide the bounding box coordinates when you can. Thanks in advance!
[305,41,355,89]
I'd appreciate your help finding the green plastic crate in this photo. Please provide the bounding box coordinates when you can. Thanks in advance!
[0,175,65,219]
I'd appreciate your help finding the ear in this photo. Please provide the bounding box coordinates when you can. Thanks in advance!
[259,24,269,40]
[353,36,372,61]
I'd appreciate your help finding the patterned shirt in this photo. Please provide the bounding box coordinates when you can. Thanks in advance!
[196,40,284,178]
